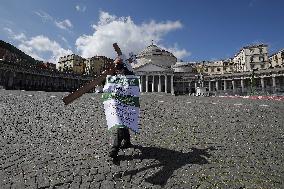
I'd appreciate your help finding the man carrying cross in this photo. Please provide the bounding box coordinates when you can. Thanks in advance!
[101,55,140,160]
[62,43,139,161]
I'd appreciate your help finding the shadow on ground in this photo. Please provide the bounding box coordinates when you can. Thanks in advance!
[115,145,216,187]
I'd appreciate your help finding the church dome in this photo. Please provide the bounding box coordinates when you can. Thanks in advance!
[137,44,176,58]
[134,43,177,69]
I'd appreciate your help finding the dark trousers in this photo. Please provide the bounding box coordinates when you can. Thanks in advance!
[110,127,131,154]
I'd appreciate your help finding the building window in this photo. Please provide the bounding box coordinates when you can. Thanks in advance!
[217,68,221,72]
[259,56,264,62]
[259,48,263,54]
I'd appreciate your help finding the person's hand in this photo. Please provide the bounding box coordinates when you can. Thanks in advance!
[114,57,123,65]
[102,70,107,74]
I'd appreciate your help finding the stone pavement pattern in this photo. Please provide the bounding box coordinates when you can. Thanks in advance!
[0,90,283,189]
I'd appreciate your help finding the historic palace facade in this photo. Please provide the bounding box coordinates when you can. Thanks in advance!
[133,44,284,95]
[0,60,93,91]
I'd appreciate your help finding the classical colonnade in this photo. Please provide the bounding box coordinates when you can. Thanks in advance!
[138,74,175,94]
[204,74,284,94]
[0,71,86,91]
[0,62,92,91]
[136,72,284,95]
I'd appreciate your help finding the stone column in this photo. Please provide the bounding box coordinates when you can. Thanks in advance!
[261,77,265,92]
[72,79,75,90]
[158,75,161,92]
[208,81,212,92]
[7,72,15,89]
[146,75,149,92]
[232,80,236,94]
[76,79,80,90]
[164,75,167,93]
[171,75,174,95]
[223,80,227,91]
[139,76,143,92]
[241,78,244,93]
[152,75,155,92]
[272,75,276,93]
[195,82,197,89]
[0,70,2,86]
[279,75,284,91]
[215,80,219,91]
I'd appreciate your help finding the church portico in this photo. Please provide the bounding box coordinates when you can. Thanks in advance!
[138,73,174,94]
[132,43,177,95]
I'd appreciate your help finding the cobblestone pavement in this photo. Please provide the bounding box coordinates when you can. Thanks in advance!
[0,89,283,189]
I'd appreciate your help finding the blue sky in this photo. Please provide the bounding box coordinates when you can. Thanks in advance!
[1,0,283,63]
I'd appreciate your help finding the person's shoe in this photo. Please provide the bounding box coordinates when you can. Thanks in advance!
[112,157,120,166]
[121,142,133,149]
[109,150,118,158]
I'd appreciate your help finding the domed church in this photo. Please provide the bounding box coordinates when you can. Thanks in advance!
[132,43,177,94]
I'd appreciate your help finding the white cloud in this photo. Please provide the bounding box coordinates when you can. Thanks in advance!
[164,46,191,60]
[34,10,73,31]
[76,11,190,59]
[18,43,44,61]
[4,27,13,34]
[75,5,86,12]
[4,28,72,63]
[34,10,53,22]
[60,36,68,43]
[4,27,27,41]
[59,36,69,45]
[59,35,72,49]
[92,11,117,28]
[141,20,182,37]
[13,33,27,41]
[22,35,72,63]
[55,19,73,30]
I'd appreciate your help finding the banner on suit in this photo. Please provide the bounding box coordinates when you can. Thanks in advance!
[101,75,140,133]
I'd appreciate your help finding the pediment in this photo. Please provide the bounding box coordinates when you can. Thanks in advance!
[134,63,168,72]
